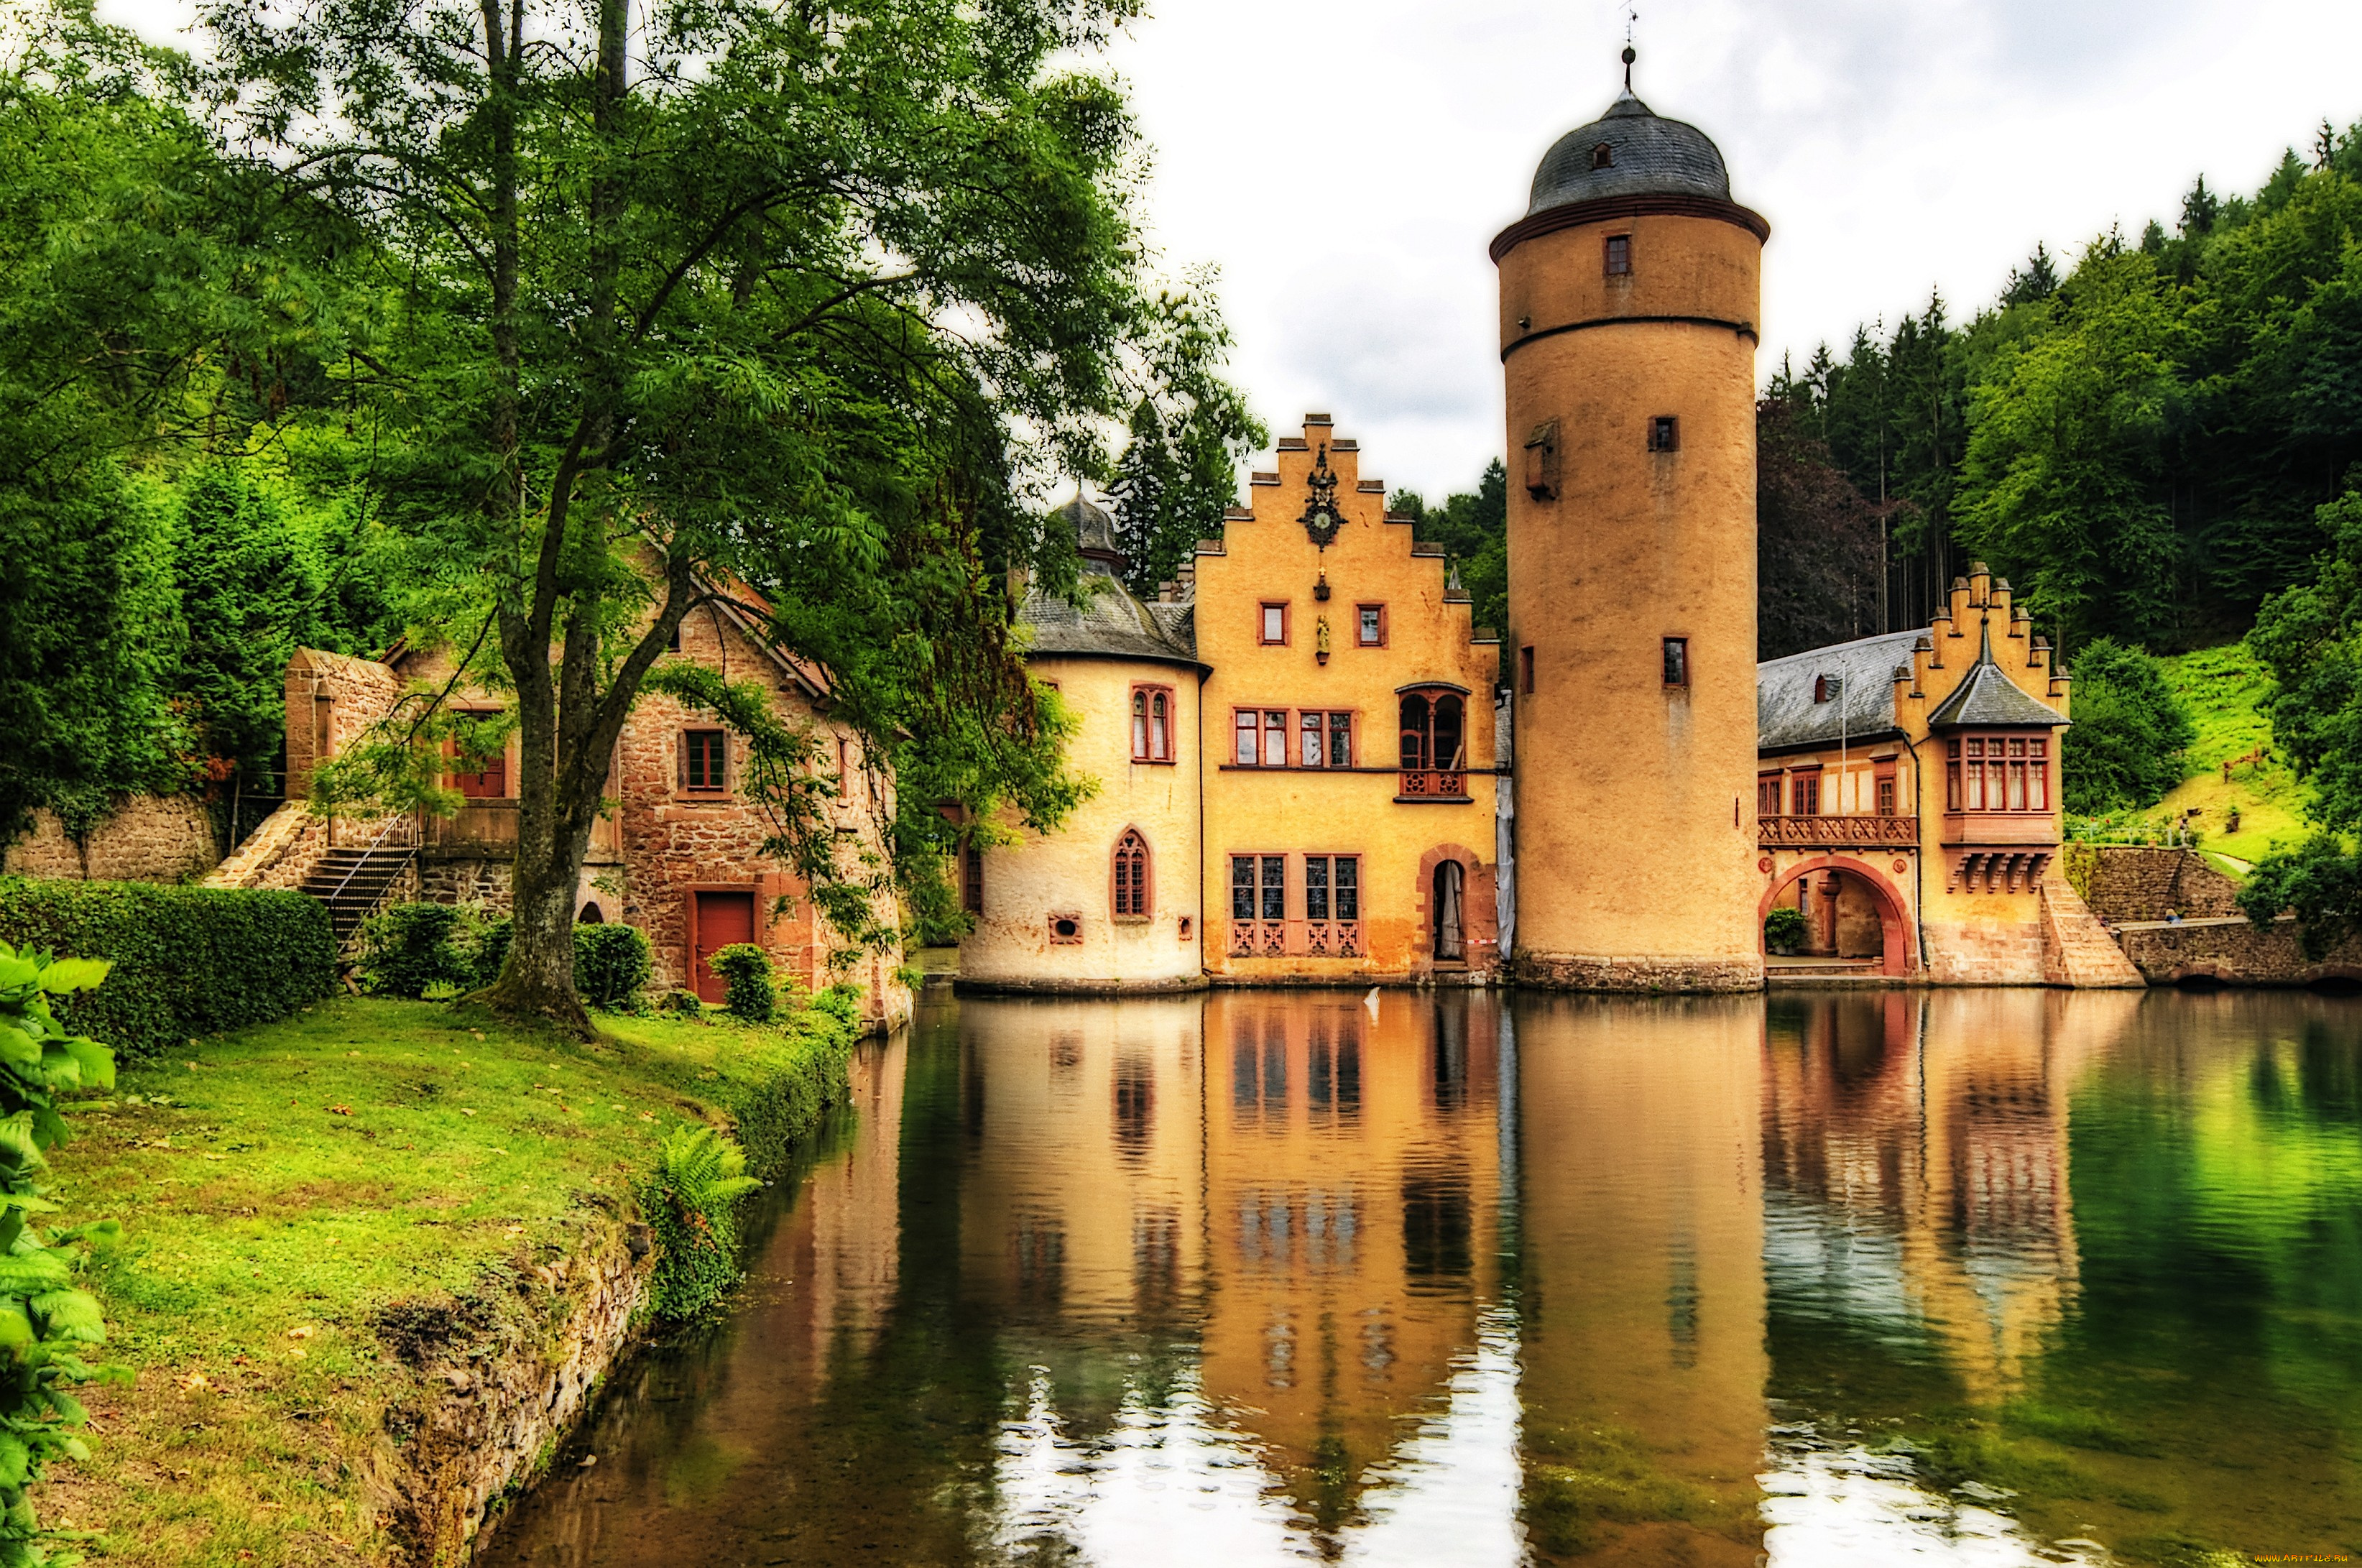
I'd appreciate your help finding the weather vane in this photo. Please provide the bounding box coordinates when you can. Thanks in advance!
[1623,3,1637,90]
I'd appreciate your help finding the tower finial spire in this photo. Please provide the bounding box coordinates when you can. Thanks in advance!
[1623,4,1637,91]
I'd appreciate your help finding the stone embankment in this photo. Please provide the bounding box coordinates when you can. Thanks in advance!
[2081,846,2361,987]
[377,1222,656,1564]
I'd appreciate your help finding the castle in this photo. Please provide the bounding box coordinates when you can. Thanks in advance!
[151,60,2139,1005]
[955,67,2138,994]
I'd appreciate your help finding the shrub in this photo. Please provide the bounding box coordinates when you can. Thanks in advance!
[573,923,651,1010]
[813,981,861,1025]
[356,903,473,999]
[1763,905,1808,956]
[634,1123,761,1319]
[0,876,333,1062]
[2060,638,2196,813]
[0,940,127,1556]
[709,943,775,1022]
[471,916,513,989]
[657,988,702,1018]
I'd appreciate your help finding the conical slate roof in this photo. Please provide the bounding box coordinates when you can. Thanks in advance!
[1927,624,2069,730]
[1019,493,1198,666]
[1528,88,1733,216]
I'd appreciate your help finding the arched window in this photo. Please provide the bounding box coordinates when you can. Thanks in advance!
[1112,829,1151,918]
[1132,690,1148,758]
[1398,691,1466,770]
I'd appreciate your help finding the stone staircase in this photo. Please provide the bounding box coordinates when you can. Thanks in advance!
[300,844,420,946]
[2042,866,2149,989]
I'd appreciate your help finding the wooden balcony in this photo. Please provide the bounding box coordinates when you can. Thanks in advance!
[1939,811,2059,847]
[1397,769,1469,801]
[425,799,621,857]
[1759,814,1919,848]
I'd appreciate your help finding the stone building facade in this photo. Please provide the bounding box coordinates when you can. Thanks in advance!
[211,604,910,1031]
[956,444,1505,995]
[1755,567,2141,987]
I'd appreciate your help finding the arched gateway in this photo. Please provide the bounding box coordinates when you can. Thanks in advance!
[1757,854,1917,977]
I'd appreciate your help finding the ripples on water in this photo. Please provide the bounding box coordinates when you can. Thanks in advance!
[486,989,2362,1567]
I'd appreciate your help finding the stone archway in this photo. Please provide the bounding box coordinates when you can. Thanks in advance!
[1758,855,1918,977]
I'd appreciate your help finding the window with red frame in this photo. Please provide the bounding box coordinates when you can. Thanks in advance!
[683,729,728,792]
[1259,602,1288,645]
[1234,709,1290,767]
[1112,829,1150,918]
[1356,604,1386,647]
[1300,711,1353,767]
[1791,769,1822,815]
[1131,686,1173,762]
[1757,775,1782,817]
[1945,734,2052,812]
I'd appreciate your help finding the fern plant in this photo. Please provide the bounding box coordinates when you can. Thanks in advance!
[0,940,124,1566]
[636,1124,762,1319]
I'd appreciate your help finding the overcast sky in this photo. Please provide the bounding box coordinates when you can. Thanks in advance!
[93,0,2362,501]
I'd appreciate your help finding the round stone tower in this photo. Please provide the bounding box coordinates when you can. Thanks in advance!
[1494,55,1767,992]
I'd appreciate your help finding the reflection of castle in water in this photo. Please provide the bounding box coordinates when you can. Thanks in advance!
[1199,992,1503,1531]
[1759,992,2133,1403]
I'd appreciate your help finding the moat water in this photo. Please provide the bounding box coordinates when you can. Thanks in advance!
[484,989,2362,1567]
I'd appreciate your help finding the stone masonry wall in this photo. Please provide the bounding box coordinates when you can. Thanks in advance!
[2119,918,2362,987]
[2083,847,2242,923]
[3,796,218,883]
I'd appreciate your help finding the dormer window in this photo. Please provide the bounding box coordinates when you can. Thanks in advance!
[1813,675,1834,704]
[1591,142,1615,170]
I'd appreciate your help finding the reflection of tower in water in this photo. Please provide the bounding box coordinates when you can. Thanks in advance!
[1199,992,1504,1535]
[1513,996,1770,1567]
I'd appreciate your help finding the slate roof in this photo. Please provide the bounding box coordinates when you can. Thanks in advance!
[1529,90,1732,216]
[1927,624,2070,731]
[1758,623,2067,753]
[1756,629,1920,754]
[1020,564,1199,667]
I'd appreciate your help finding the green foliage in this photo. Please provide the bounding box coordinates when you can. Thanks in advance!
[166,0,1232,1029]
[356,904,476,1000]
[2238,836,2362,959]
[1390,460,1508,674]
[571,923,650,1013]
[1776,113,2362,647]
[2243,487,2362,952]
[1107,274,1266,599]
[633,1123,762,1320]
[0,877,331,1064]
[0,939,124,1566]
[655,988,701,1018]
[1763,905,1809,956]
[709,944,776,1024]
[1757,397,1888,658]
[2059,637,2197,812]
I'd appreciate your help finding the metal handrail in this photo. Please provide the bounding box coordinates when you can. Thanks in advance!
[322,812,420,907]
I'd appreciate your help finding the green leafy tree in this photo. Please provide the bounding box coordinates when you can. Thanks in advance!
[198,0,1238,1033]
[2243,489,2362,951]
[2058,637,2196,813]
[1107,275,1263,599]
[1956,243,2182,649]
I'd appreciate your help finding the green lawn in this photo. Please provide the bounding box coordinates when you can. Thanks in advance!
[38,995,852,1567]
[2148,645,2309,864]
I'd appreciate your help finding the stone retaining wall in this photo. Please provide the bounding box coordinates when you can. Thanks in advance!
[3,797,218,883]
[2119,917,2362,987]
[2083,847,2242,923]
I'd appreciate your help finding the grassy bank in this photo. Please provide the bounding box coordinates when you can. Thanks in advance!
[37,994,856,1567]
[2153,645,2307,864]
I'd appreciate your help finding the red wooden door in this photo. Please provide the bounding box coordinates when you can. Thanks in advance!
[692,890,756,1002]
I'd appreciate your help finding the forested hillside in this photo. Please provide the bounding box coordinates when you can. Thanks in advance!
[1761,116,2362,660]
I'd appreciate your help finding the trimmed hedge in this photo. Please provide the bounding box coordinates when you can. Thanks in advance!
[0,875,336,1061]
